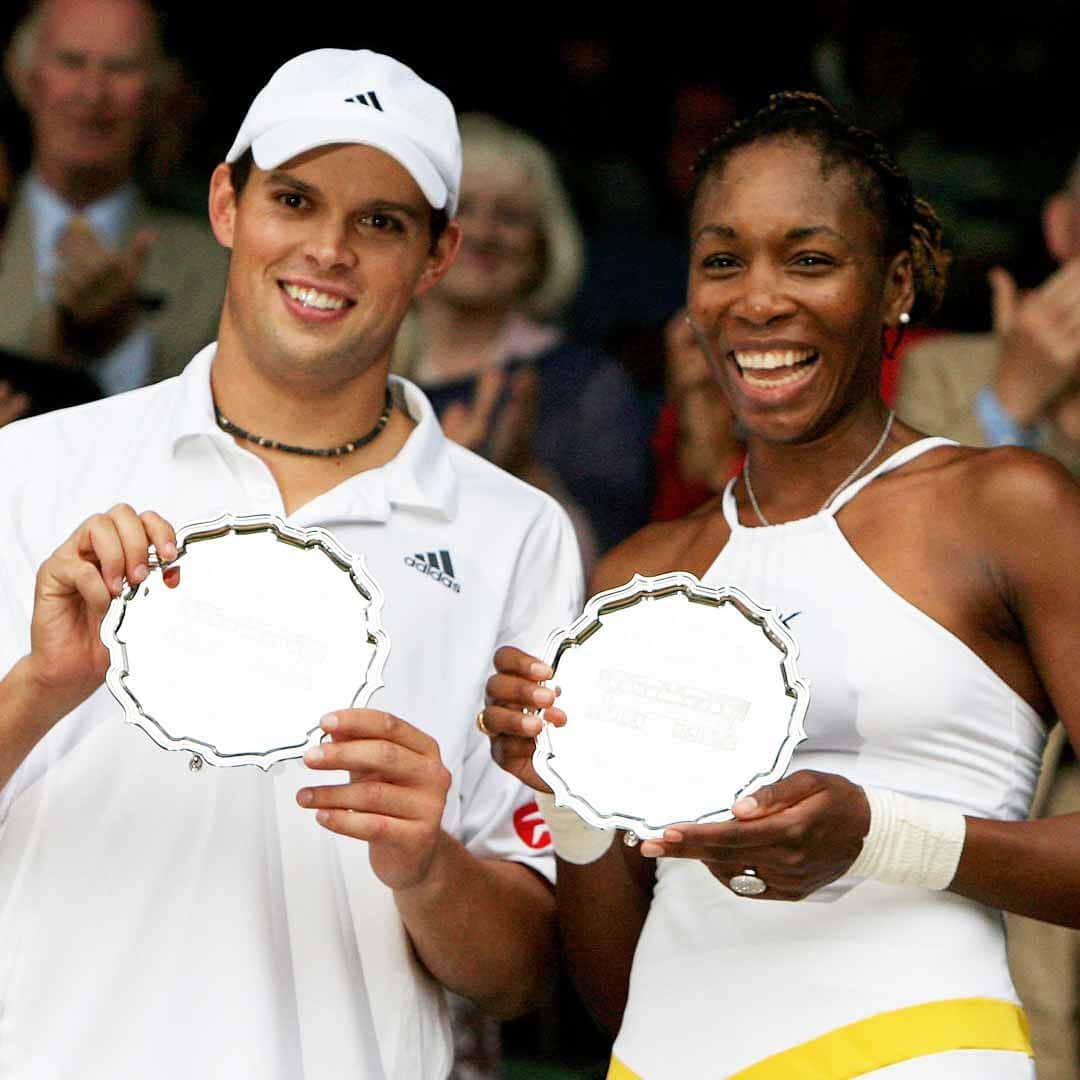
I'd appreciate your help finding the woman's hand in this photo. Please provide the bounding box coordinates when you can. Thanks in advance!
[479,645,563,793]
[639,770,871,900]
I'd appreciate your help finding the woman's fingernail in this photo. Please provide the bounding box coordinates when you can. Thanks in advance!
[532,687,554,707]
[297,789,313,806]
[640,842,663,858]
[733,796,759,815]
[305,747,324,764]
[316,810,330,825]
[131,564,148,584]
[530,662,554,679]
[663,828,685,843]
[321,713,338,731]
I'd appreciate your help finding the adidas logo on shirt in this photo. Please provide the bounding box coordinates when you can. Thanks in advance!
[404,550,461,594]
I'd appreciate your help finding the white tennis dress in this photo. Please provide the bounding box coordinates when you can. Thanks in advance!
[610,439,1044,1079]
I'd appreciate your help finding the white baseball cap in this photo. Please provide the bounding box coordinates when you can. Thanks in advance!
[226,49,461,214]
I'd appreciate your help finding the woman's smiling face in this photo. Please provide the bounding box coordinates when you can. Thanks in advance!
[687,137,912,445]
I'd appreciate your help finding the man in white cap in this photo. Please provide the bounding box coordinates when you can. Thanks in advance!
[0,49,582,1079]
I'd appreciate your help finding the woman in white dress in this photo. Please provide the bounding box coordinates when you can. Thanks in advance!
[479,93,1080,1079]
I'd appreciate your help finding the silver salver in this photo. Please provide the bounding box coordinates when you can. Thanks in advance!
[101,513,389,770]
[533,572,809,842]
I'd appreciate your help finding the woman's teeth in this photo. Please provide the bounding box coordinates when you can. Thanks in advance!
[733,349,818,387]
[733,348,817,370]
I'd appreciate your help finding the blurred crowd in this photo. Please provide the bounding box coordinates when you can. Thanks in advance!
[1,2,1077,1078]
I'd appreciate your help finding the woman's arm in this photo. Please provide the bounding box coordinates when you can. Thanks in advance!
[947,451,1080,925]
[484,641,656,1033]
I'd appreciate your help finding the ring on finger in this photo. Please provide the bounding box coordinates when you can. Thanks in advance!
[475,710,492,737]
[729,868,767,897]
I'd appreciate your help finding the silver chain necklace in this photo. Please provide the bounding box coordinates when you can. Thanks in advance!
[744,410,896,527]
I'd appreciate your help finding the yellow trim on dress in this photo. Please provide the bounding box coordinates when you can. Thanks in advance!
[607,997,1031,1079]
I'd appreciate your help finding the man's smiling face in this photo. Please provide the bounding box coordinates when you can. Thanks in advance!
[210,142,459,392]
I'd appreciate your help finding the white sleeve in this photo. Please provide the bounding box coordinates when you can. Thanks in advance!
[0,424,51,821]
[457,498,585,882]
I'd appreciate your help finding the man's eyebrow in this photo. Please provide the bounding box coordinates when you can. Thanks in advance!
[263,176,425,220]
[266,171,318,195]
[358,200,426,221]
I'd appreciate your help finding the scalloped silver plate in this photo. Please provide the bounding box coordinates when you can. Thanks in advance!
[101,513,389,770]
[532,572,809,840]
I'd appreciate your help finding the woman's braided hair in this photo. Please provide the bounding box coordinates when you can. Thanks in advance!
[692,91,949,322]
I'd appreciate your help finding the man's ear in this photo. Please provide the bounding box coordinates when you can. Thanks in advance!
[208,163,238,250]
[883,250,915,327]
[414,219,463,298]
[1043,191,1079,264]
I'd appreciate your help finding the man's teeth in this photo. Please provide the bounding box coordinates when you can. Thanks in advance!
[283,283,348,310]
[733,349,816,370]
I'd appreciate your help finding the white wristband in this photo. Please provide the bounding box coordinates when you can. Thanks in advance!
[849,787,967,890]
[535,792,615,865]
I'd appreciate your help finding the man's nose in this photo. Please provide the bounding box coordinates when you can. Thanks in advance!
[75,63,111,107]
[303,218,358,271]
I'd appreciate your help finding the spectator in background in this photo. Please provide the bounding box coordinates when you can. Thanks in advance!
[0,135,27,427]
[0,133,100,425]
[0,0,226,395]
[396,114,654,557]
[897,149,1080,1080]
[650,307,743,521]
[897,152,1080,471]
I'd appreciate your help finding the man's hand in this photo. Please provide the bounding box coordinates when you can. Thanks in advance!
[991,258,1080,427]
[298,706,560,1014]
[478,645,561,793]
[53,218,155,354]
[297,710,453,891]
[28,504,177,714]
[638,770,870,900]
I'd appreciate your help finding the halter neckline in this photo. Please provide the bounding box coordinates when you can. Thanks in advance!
[721,437,956,531]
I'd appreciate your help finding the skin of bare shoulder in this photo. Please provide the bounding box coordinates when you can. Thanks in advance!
[962,447,1080,718]
[841,440,1075,721]
[589,508,731,594]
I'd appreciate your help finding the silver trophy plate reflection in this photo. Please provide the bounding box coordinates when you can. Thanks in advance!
[101,514,389,770]
[533,572,809,841]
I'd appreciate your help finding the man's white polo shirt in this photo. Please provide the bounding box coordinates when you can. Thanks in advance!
[0,345,584,1079]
